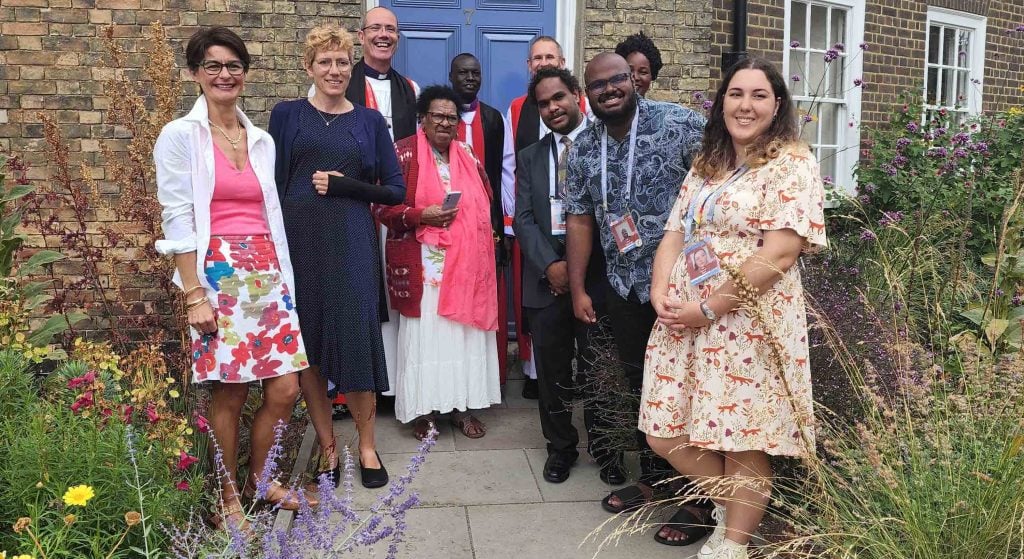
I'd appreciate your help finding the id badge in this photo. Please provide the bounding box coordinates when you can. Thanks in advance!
[684,238,721,286]
[609,213,642,254]
[550,198,566,236]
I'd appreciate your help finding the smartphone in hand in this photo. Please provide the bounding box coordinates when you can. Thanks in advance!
[442,191,462,211]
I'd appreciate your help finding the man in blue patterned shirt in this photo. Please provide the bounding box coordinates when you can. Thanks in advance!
[565,52,712,546]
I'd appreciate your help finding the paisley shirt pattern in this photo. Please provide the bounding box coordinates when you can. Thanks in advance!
[565,96,706,302]
[639,145,826,457]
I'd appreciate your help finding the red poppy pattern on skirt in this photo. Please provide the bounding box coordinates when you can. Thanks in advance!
[190,235,308,383]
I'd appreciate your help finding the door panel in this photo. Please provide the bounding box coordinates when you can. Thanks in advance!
[384,0,556,112]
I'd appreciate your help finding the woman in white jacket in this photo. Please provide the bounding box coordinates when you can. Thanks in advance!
[154,26,313,528]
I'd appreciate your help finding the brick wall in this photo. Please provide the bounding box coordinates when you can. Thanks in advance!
[709,0,1024,131]
[581,0,713,108]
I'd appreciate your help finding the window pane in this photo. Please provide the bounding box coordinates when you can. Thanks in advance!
[957,29,971,69]
[821,103,840,146]
[830,8,846,49]
[808,53,825,93]
[927,67,939,105]
[810,4,828,49]
[928,25,940,64]
[791,1,807,46]
[956,69,970,106]
[798,102,818,145]
[942,26,957,67]
[827,56,844,97]
[941,68,955,107]
[789,50,806,96]
[818,147,837,186]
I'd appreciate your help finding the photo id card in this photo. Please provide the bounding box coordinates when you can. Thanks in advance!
[609,213,642,254]
[550,197,566,236]
[684,238,721,286]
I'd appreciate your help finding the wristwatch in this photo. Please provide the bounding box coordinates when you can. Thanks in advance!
[699,300,718,322]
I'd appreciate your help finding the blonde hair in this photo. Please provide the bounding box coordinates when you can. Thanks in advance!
[303,24,354,69]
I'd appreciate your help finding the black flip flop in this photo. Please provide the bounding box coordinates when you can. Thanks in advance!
[653,505,714,547]
[600,484,651,514]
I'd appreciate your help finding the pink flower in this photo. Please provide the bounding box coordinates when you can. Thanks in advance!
[70,391,94,414]
[121,404,134,422]
[67,370,98,390]
[175,481,190,491]
[194,412,210,433]
[176,451,199,471]
[145,404,160,424]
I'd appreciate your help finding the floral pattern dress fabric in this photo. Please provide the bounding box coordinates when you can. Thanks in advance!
[191,235,308,383]
[639,145,826,457]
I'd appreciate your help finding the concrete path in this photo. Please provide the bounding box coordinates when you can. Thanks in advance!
[326,373,704,559]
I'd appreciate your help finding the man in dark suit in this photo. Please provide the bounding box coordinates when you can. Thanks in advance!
[513,67,607,484]
[449,53,512,377]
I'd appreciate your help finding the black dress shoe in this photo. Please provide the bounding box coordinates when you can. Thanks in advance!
[599,460,627,485]
[521,378,539,400]
[543,454,576,483]
[359,451,389,489]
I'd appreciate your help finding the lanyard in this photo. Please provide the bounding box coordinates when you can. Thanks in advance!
[600,111,640,213]
[549,136,562,198]
[684,165,748,241]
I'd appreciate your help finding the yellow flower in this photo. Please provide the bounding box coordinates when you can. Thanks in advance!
[62,485,95,507]
[168,389,180,398]
[13,555,33,559]
[63,514,76,525]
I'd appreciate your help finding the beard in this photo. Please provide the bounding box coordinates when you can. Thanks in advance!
[591,89,637,125]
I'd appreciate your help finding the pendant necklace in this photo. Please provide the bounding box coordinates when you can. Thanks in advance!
[209,119,244,150]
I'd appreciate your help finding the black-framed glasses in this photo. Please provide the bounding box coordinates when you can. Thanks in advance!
[362,24,399,35]
[426,111,459,126]
[201,60,246,76]
[585,72,630,94]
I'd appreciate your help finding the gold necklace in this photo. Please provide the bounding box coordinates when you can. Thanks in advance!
[208,119,244,150]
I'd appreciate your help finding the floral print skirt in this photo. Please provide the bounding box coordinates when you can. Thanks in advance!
[190,235,308,383]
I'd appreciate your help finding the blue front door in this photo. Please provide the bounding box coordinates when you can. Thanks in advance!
[383,0,557,112]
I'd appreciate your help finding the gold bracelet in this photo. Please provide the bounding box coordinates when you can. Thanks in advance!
[185,296,209,309]
[183,285,204,298]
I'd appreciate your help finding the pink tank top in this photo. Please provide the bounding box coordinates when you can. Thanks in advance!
[210,143,270,236]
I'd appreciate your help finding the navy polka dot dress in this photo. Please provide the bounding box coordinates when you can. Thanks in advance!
[281,101,388,394]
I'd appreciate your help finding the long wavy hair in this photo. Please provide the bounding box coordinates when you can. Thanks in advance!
[693,57,799,180]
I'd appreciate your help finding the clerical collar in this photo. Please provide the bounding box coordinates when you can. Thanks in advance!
[364,60,391,80]
[461,99,479,113]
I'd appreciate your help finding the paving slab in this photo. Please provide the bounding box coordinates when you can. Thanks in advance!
[332,414,458,455]
[501,378,539,409]
[452,407,549,451]
[344,448,543,509]
[467,502,702,559]
[524,448,612,503]
[348,505,473,559]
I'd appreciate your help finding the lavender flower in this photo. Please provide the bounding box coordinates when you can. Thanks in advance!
[255,420,288,500]
[934,126,947,137]
[891,155,908,168]
[895,137,912,150]
[881,164,897,177]
[860,229,877,242]
[791,74,802,82]
[693,91,705,101]
[906,122,919,133]
[858,194,871,204]
[951,132,970,145]
[862,182,877,193]
[822,175,834,186]
[1013,294,1022,306]
[859,42,869,50]
[702,99,713,111]
[853,78,863,87]
[927,147,949,158]
[803,114,814,123]
[953,148,968,159]
[972,141,990,153]
[879,211,903,227]
[833,42,845,51]
[824,48,840,63]
[790,40,801,48]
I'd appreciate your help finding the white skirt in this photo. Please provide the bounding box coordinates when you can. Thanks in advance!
[394,283,502,423]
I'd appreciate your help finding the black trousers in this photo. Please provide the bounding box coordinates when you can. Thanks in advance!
[604,287,676,486]
[526,295,596,459]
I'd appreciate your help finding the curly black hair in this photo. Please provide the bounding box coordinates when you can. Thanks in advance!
[528,66,582,102]
[415,85,463,118]
[614,30,662,81]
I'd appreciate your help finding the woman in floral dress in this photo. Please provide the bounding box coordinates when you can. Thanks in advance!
[641,57,826,559]
[154,27,312,528]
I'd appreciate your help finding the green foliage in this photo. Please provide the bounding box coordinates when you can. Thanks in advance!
[0,351,203,558]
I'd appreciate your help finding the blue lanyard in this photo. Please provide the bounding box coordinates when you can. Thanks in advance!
[684,166,748,241]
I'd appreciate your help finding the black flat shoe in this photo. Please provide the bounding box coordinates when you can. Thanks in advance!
[599,460,627,485]
[542,453,576,484]
[521,378,539,400]
[359,451,389,489]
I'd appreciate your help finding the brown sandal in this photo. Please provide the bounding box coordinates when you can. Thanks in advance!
[208,499,250,532]
[244,478,319,511]
[412,415,436,441]
[451,412,486,439]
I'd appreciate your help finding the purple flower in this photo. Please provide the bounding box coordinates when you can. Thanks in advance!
[693,91,705,101]
[862,182,877,193]
[824,48,840,63]
[791,40,801,48]
[803,114,814,123]
[934,127,947,137]
[895,137,912,150]
[859,194,872,204]
[1013,295,1022,306]
[833,42,846,51]
[859,42,869,50]
[853,78,864,87]
[860,229,877,241]
[822,175,834,185]
[972,141,990,153]
[951,132,970,145]
[906,122,919,133]
[791,74,802,82]
[879,210,903,227]
[927,146,949,158]
[891,155,909,168]
[954,148,968,159]
[1017,24,1024,32]
[882,164,898,177]
[971,78,981,85]
[702,99,713,111]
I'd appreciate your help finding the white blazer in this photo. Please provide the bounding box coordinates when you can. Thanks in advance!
[154,95,296,303]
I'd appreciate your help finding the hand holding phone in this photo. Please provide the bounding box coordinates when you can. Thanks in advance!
[442,191,462,211]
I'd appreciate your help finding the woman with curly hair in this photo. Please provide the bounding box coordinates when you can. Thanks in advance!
[641,57,826,559]
[614,30,663,97]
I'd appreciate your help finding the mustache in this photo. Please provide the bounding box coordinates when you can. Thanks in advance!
[598,91,624,103]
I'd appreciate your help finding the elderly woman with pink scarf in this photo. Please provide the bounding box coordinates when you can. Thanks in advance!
[374,85,501,440]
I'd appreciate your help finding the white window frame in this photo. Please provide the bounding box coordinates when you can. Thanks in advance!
[924,7,986,116]
[783,0,865,196]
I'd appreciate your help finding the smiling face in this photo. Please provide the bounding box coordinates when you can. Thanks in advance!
[534,76,582,135]
[723,68,780,151]
[192,45,246,105]
[358,7,399,67]
[625,51,653,96]
[449,55,481,104]
[527,39,565,76]
[421,99,459,152]
[306,48,352,100]
[584,54,636,125]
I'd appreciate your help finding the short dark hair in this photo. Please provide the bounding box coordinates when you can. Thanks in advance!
[416,85,463,118]
[450,52,478,72]
[528,67,581,101]
[185,27,251,73]
[614,30,662,80]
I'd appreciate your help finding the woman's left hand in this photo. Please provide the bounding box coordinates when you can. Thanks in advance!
[312,171,343,195]
[664,301,711,331]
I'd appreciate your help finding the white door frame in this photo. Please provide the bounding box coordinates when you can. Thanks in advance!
[365,0,579,71]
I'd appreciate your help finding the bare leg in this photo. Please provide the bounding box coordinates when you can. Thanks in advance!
[721,450,772,545]
[299,366,337,467]
[209,382,249,505]
[249,374,300,482]
[346,390,380,468]
[647,434,728,543]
